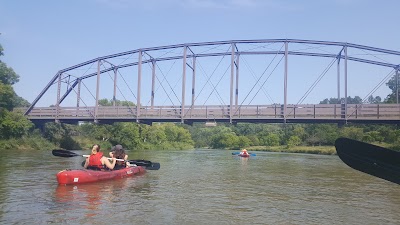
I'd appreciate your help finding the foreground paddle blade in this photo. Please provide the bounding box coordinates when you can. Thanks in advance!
[335,137,400,185]
[52,149,80,157]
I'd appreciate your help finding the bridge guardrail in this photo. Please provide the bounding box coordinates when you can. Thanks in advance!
[15,104,400,123]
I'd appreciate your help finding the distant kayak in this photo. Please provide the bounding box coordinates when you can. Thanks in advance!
[57,166,146,185]
[232,152,256,157]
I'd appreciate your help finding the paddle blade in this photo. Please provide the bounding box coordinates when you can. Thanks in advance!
[250,153,256,156]
[335,137,400,185]
[145,162,160,170]
[128,160,160,170]
[52,149,80,157]
[232,152,240,155]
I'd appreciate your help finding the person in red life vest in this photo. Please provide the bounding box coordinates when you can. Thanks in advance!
[240,149,250,157]
[84,144,116,170]
[110,145,130,170]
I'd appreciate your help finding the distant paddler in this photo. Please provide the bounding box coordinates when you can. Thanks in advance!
[239,149,250,157]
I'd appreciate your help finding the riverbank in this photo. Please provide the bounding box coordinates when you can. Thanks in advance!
[247,141,397,155]
[0,136,57,150]
[247,145,337,155]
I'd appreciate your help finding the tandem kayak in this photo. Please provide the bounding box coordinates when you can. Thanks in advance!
[57,166,146,185]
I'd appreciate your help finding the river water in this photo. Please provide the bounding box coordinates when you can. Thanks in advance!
[0,148,399,224]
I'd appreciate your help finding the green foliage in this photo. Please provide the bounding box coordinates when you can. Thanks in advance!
[141,124,167,145]
[367,95,382,104]
[188,124,232,148]
[43,122,80,149]
[109,122,141,149]
[0,42,32,141]
[384,76,398,103]
[163,123,193,145]
[340,126,364,141]
[0,110,33,139]
[319,96,363,104]
[0,61,19,85]
[246,135,260,146]
[211,132,239,149]
[287,135,301,148]
[98,98,136,106]
[0,82,15,111]
[237,136,251,148]
[362,131,384,142]
[0,134,56,150]
[305,124,339,145]
[260,133,280,146]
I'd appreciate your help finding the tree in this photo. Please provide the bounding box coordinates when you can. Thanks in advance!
[211,132,239,149]
[98,99,112,106]
[0,59,19,85]
[162,123,193,145]
[0,110,33,139]
[287,135,301,148]
[110,122,141,149]
[260,133,280,146]
[42,122,80,149]
[0,82,16,111]
[98,98,136,106]
[91,124,113,141]
[341,126,364,141]
[367,95,381,104]
[384,75,399,103]
[319,96,364,104]
[140,124,167,145]
[237,136,251,149]
[0,43,32,140]
[305,124,339,145]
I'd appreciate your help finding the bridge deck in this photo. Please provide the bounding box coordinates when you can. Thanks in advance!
[16,104,400,125]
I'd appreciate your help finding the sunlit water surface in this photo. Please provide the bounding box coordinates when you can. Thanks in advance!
[0,149,399,224]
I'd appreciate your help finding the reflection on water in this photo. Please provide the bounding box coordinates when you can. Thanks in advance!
[1,149,400,224]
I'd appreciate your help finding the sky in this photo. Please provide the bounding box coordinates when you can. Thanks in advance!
[1,0,400,107]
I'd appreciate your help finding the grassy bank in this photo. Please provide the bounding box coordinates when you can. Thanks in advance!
[247,145,337,155]
[0,136,57,151]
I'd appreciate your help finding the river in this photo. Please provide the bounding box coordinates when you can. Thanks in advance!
[0,148,399,224]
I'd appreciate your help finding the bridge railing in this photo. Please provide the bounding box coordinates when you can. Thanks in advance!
[15,103,400,122]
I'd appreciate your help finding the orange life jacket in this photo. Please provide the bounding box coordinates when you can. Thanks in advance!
[88,152,104,169]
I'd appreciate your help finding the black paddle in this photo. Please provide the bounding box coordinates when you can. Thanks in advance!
[335,137,400,185]
[79,159,160,170]
[52,149,123,161]
[52,149,89,158]
[128,160,161,170]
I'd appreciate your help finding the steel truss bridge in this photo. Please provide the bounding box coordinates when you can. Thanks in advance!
[23,39,400,125]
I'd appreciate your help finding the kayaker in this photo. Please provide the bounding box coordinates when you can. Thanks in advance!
[110,145,130,170]
[84,144,116,170]
[109,144,129,161]
[240,149,249,156]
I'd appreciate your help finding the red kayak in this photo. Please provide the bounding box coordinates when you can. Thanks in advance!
[238,154,250,158]
[57,166,146,185]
